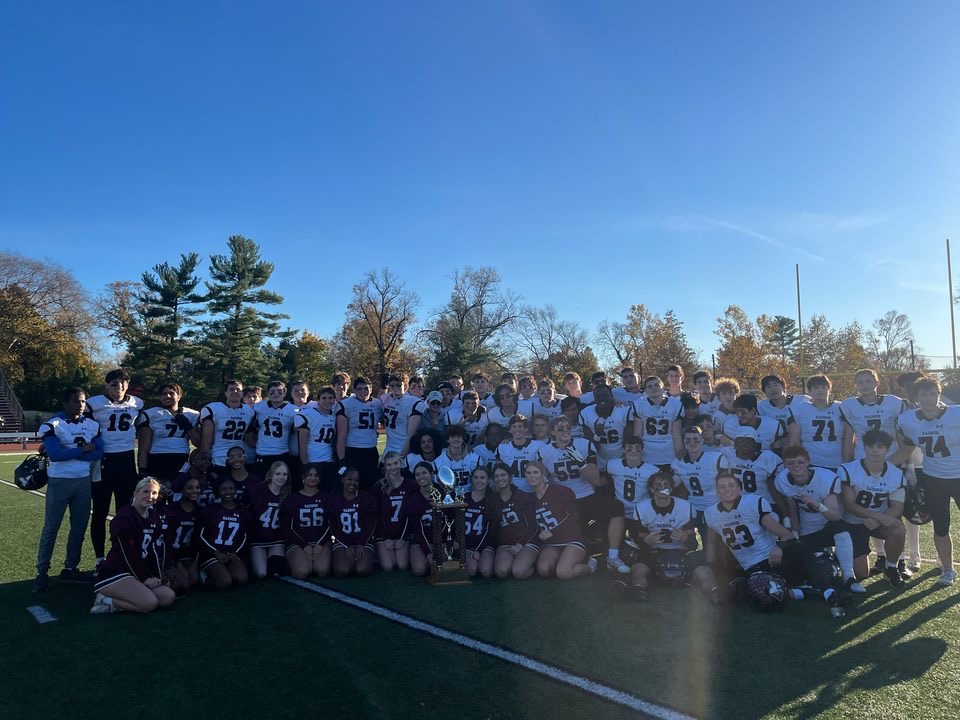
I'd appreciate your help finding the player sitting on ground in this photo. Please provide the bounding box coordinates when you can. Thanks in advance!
[610,472,694,601]
[693,472,850,617]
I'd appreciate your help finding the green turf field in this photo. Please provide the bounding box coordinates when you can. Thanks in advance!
[1,452,957,720]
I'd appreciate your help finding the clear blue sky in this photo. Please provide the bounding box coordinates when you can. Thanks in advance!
[2,2,958,367]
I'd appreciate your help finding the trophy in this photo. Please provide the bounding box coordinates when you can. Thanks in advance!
[429,466,470,585]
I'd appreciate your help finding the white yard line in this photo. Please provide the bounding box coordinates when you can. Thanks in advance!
[282,576,695,720]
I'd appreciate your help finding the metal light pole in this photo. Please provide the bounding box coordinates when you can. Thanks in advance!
[948,239,957,368]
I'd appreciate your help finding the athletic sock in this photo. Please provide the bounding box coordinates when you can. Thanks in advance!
[607,548,620,560]
[833,531,856,579]
[790,589,804,601]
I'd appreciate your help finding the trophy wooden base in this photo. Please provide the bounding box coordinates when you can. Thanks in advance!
[429,560,471,586]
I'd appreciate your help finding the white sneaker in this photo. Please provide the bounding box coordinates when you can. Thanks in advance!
[606,556,631,575]
[587,557,599,574]
[937,569,957,587]
[89,593,116,615]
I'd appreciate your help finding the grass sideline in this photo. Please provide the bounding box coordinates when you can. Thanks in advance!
[1,453,958,720]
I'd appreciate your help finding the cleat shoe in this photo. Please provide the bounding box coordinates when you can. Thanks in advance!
[626,584,648,602]
[824,588,846,618]
[937,569,957,587]
[884,566,906,588]
[897,559,913,580]
[586,557,599,574]
[845,577,867,594]
[606,556,631,575]
[869,555,886,576]
[59,568,94,583]
[89,593,117,614]
[32,573,49,593]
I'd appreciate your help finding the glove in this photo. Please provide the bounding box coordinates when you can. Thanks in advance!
[173,412,194,433]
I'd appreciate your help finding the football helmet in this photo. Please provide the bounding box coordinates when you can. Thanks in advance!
[903,483,931,525]
[744,571,790,613]
[15,453,49,491]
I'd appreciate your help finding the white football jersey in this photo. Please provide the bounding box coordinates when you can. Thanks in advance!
[671,450,724,513]
[704,494,778,571]
[718,447,781,505]
[496,439,546,492]
[773,466,840,536]
[637,497,693,550]
[445,407,490,448]
[86,394,144,453]
[336,395,382,448]
[434,449,481,491]
[723,415,785,453]
[579,404,631,469]
[788,401,844,469]
[758,395,810,424]
[632,396,682,465]
[199,402,254,466]
[252,400,300,457]
[896,406,960,479]
[381,393,422,453]
[136,406,199,455]
[294,407,336,463]
[536,438,597,499]
[840,394,906,459]
[838,459,904,525]
[607,458,660,520]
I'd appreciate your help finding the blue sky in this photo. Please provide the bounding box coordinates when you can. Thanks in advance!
[2,2,959,367]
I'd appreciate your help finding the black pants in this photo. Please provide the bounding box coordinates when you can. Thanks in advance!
[344,446,380,492]
[91,451,137,558]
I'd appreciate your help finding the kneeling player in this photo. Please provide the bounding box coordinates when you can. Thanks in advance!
[525,461,597,580]
[281,465,332,579]
[330,469,377,577]
[612,472,694,601]
[693,473,848,617]
[163,476,202,595]
[839,430,908,587]
[408,462,440,577]
[606,435,661,573]
[491,463,539,579]
[199,477,252,591]
[91,478,176,614]
[775,446,863,593]
[464,466,496,578]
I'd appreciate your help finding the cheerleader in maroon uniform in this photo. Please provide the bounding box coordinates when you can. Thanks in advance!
[199,477,252,590]
[211,445,261,505]
[330,468,378,577]
[464,466,495,578]
[408,462,439,577]
[247,461,291,578]
[281,465,332,579]
[491,462,539,580]
[376,451,418,571]
[91,478,176,614]
[163,476,202,594]
[525,461,597,580]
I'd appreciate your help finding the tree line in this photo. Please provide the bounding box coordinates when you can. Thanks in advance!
[0,237,932,409]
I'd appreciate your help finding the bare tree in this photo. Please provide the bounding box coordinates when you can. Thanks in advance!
[421,266,522,377]
[331,269,420,382]
[866,310,922,371]
[512,304,594,380]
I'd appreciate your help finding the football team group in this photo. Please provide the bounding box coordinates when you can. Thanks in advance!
[30,363,960,618]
